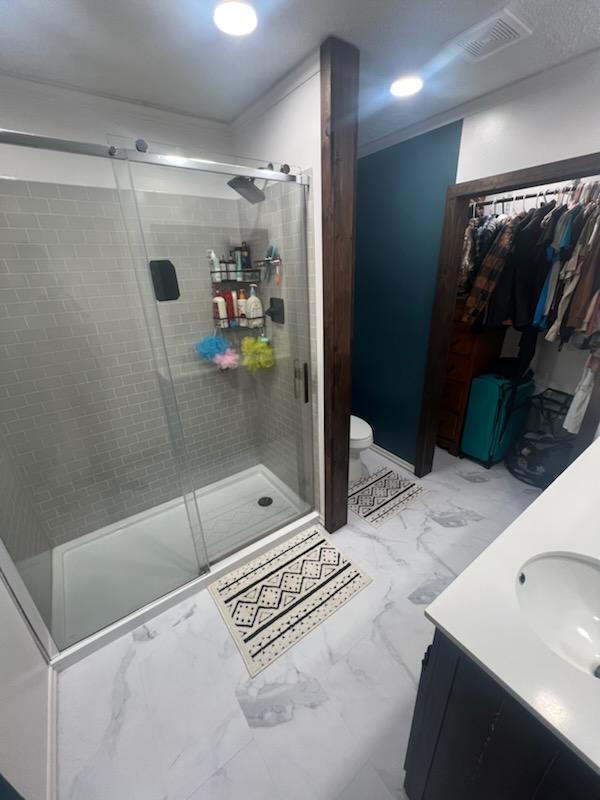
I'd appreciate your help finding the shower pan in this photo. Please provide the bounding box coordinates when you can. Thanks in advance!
[0,130,315,659]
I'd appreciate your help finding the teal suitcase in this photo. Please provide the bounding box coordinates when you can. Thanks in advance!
[460,374,534,467]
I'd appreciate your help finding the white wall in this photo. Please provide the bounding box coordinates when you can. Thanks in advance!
[0,576,51,800]
[457,48,600,183]
[0,73,235,194]
[361,47,600,178]
[233,53,325,515]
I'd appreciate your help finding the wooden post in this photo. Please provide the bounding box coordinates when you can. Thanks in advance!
[321,36,360,532]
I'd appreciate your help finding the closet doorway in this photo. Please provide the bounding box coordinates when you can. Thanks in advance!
[416,151,600,479]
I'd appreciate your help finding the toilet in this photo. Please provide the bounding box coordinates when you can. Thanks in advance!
[349,415,374,484]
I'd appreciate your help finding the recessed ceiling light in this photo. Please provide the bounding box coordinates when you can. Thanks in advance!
[390,75,424,98]
[213,1,257,36]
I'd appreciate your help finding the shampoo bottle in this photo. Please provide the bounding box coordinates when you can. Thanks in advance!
[246,284,263,328]
[241,241,251,269]
[219,255,227,281]
[230,289,238,327]
[237,288,248,326]
[207,249,221,281]
[213,296,227,328]
[234,247,243,280]
[227,254,237,281]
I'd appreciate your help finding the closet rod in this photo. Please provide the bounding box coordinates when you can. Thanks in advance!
[471,178,600,208]
[470,187,575,207]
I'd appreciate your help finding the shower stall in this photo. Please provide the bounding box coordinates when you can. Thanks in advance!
[0,131,316,657]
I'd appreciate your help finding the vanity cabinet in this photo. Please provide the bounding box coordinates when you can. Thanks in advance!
[404,630,600,799]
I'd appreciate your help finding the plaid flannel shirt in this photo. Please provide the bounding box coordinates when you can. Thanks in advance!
[462,217,519,326]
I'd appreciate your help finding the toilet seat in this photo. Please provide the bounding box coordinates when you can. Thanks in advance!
[350,415,373,449]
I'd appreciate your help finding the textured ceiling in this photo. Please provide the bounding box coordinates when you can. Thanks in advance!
[0,0,599,150]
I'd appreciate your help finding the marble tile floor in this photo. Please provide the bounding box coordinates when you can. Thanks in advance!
[57,448,541,800]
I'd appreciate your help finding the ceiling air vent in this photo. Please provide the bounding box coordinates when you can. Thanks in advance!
[453,9,532,63]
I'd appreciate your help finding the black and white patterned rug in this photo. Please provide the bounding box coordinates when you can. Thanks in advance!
[348,466,423,527]
[209,528,371,676]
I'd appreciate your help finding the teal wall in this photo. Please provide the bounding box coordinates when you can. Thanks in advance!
[352,120,463,464]
[0,774,24,799]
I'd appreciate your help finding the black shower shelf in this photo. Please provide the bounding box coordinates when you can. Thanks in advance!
[210,268,262,283]
[253,258,281,269]
[214,316,265,329]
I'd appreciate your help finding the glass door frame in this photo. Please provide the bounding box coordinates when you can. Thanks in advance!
[0,127,313,665]
[0,128,309,184]
[0,539,58,660]
[111,156,211,583]
[124,153,315,563]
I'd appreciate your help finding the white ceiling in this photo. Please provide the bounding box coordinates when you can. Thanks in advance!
[1,0,599,150]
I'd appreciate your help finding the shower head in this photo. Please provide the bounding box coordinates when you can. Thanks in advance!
[227,175,266,204]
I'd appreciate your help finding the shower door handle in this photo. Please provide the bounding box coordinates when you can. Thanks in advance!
[303,362,309,404]
[293,360,310,403]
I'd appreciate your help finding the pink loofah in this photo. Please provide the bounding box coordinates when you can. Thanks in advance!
[214,347,240,370]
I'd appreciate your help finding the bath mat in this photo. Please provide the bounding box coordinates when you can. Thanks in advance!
[209,528,371,677]
[348,465,423,527]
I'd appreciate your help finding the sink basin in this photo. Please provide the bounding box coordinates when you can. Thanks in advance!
[517,553,600,678]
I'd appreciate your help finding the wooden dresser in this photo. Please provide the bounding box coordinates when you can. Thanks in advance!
[437,301,506,456]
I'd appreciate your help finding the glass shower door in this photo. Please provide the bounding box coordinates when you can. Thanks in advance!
[0,143,209,652]
[124,155,315,564]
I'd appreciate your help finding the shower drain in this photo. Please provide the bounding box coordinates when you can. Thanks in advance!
[258,496,273,507]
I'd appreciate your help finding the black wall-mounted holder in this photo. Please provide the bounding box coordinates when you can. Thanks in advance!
[149,260,180,301]
[265,297,285,324]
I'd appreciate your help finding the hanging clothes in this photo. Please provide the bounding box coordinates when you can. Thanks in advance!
[456,178,600,461]
[485,209,535,327]
[563,352,600,434]
[512,203,559,329]
[462,214,524,326]
[485,204,557,329]
[533,279,550,329]
[534,205,580,330]
[459,182,600,337]
[472,214,505,274]
[457,217,480,295]
[582,291,600,333]
[565,226,600,332]
[531,204,567,330]
[546,208,600,343]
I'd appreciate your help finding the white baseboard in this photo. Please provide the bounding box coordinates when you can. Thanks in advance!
[370,443,415,474]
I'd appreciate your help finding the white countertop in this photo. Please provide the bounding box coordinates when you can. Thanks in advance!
[426,437,600,774]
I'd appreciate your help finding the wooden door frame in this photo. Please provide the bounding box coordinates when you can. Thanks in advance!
[321,36,360,532]
[415,151,600,477]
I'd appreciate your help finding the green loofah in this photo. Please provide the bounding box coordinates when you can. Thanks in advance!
[241,336,275,372]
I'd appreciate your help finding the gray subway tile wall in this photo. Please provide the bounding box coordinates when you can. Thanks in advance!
[239,181,315,504]
[0,176,318,571]
[0,178,185,548]
[131,190,262,490]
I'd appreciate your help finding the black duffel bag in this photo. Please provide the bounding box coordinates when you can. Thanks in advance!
[505,389,575,488]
